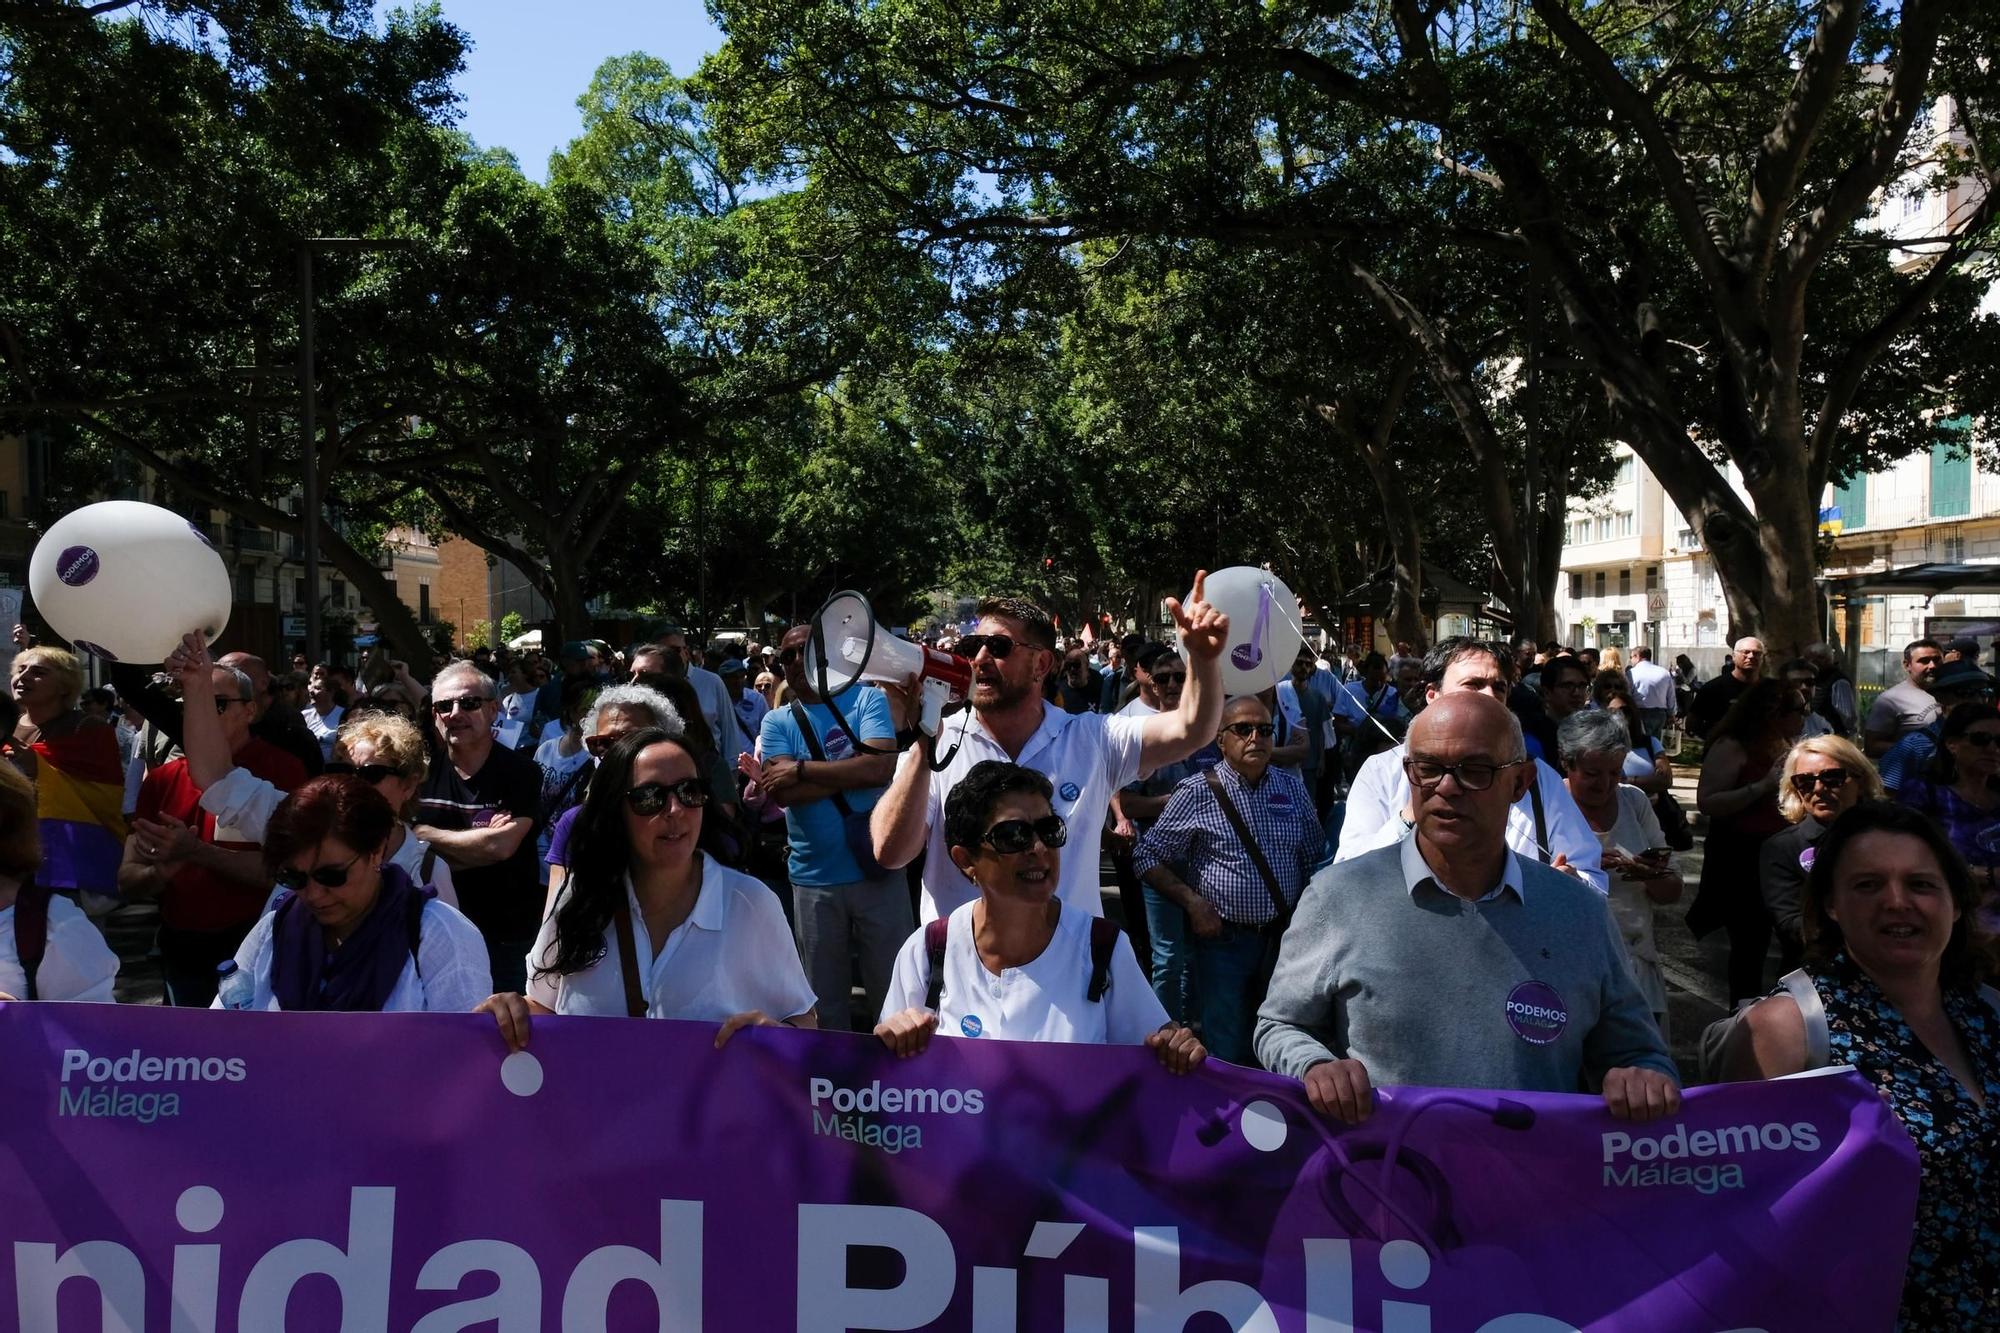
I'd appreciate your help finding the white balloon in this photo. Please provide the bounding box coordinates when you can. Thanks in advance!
[28,501,232,664]
[1194,566,1306,695]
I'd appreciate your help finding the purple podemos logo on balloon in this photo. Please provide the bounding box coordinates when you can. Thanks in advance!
[57,545,100,587]
[72,639,118,662]
[1230,642,1264,671]
[1505,980,1569,1046]
[187,522,213,549]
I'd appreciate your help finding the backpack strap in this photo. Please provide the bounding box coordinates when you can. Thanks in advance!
[1780,968,1831,1070]
[14,877,48,1003]
[419,842,439,884]
[923,917,949,1012]
[1527,779,1552,864]
[1086,917,1120,1002]
[406,890,429,980]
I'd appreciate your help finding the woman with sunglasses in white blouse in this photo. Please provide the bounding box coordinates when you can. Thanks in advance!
[478,726,816,1047]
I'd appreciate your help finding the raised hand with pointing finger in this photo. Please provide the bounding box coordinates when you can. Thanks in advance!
[1134,570,1232,773]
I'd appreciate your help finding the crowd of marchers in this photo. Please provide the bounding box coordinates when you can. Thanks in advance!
[0,592,1995,1327]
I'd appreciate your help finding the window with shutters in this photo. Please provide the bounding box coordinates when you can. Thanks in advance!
[1569,573,1583,600]
[1834,474,1868,529]
[1645,565,1660,592]
[1931,422,1972,518]
[1619,569,1632,596]
[1594,571,1607,598]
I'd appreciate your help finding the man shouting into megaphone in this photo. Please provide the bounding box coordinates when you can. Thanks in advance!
[871,573,1229,924]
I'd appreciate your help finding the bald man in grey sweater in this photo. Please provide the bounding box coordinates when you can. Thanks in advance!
[1255,693,1678,1124]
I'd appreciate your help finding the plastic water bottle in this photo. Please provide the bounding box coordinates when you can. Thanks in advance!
[215,960,254,1012]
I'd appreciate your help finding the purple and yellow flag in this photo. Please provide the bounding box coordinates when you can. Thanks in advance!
[32,727,127,896]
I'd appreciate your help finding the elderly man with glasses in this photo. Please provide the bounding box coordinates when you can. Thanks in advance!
[119,662,307,1006]
[1135,694,1323,1064]
[1257,692,1678,1121]
[412,660,542,992]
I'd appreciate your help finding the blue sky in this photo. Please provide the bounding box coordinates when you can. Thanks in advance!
[384,2,724,179]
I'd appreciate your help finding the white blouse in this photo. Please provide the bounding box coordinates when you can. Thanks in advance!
[217,897,491,1013]
[0,895,117,1002]
[526,857,817,1022]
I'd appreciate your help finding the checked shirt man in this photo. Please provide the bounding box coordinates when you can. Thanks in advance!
[1135,695,1323,1064]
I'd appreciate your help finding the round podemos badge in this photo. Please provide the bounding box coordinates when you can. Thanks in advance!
[1505,981,1569,1045]
[960,1014,984,1038]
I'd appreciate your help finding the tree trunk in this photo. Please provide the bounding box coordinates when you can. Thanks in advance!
[1306,353,1429,649]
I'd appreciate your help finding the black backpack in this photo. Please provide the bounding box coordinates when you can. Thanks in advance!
[923,913,1122,1011]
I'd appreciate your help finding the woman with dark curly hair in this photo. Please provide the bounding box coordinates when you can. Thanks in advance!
[1722,800,2000,1329]
[477,727,814,1049]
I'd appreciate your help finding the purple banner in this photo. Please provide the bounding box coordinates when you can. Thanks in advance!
[0,1003,1917,1331]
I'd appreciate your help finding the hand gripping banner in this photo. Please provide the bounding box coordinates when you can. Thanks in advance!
[0,1004,1917,1331]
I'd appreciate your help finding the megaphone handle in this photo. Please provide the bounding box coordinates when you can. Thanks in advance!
[920,678,950,737]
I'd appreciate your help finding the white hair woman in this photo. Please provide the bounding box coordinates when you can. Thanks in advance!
[1560,708,1682,1035]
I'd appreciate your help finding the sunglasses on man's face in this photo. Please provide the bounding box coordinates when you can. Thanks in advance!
[1960,730,2000,749]
[325,761,404,784]
[1152,671,1187,686]
[625,778,711,816]
[432,696,492,716]
[276,853,362,893]
[953,634,1017,661]
[980,814,1068,855]
[1222,722,1275,739]
[213,696,251,714]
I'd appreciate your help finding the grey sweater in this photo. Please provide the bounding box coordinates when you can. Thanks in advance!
[1254,841,1677,1090]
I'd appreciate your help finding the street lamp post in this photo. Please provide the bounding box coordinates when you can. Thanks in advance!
[298,236,416,665]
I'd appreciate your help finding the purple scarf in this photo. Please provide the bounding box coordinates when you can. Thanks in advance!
[270,863,433,1012]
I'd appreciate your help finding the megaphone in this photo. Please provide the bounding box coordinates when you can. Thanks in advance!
[807,591,973,737]
[28,500,233,663]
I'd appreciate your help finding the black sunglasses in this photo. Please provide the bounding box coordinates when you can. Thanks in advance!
[625,778,711,815]
[432,696,492,716]
[1223,722,1276,739]
[213,696,251,714]
[1962,732,2000,749]
[1789,769,1853,794]
[980,814,1068,854]
[325,760,404,784]
[276,853,362,893]
[1403,756,1527,792]
[954,634,1017,661]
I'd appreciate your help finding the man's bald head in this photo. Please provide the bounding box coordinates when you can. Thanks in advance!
[1408,691,1525,763]
[1222,694,1271,726]
[218,651,270,719]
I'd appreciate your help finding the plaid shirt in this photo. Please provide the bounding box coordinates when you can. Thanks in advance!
[1133,761,1323,925]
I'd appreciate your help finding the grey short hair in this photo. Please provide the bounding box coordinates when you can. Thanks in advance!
[583,683,683,737]
[432,661,494,700]
[1558,708,1631,765]
[220,666,254,702]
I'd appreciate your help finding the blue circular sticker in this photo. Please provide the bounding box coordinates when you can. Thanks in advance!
[1505,981,1569,1045]
[57,545,100,587]
[1058,782,1081,803]
[960,1014,984,1038]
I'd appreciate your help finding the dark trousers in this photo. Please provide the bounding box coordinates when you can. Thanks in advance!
[1192,922,1280,1066]
[1109,848,1153,971]
[1727,913,1773,1006]
[159,920,256,1008]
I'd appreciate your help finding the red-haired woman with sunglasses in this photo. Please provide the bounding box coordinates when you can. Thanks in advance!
[477,727,816,1049]
[215,775,490,1012]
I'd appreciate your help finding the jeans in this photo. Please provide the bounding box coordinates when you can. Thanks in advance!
[159,921,256,1008]
[486,935,533,996]
[1141,883,1192,1024]
[795,875,914,1032]
[1639,708,1671,740]
[1192,924,1276,1066]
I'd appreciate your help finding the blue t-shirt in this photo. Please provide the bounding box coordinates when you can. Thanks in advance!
[759,687,897,886]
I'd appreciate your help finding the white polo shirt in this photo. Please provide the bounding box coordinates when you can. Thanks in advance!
[0,895,117,1002]
[880,902,1166,1043]
[526,857,816,1021]
[914,702,1146,922]
[1335,744,1608,895]
[216,898,491,1013]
